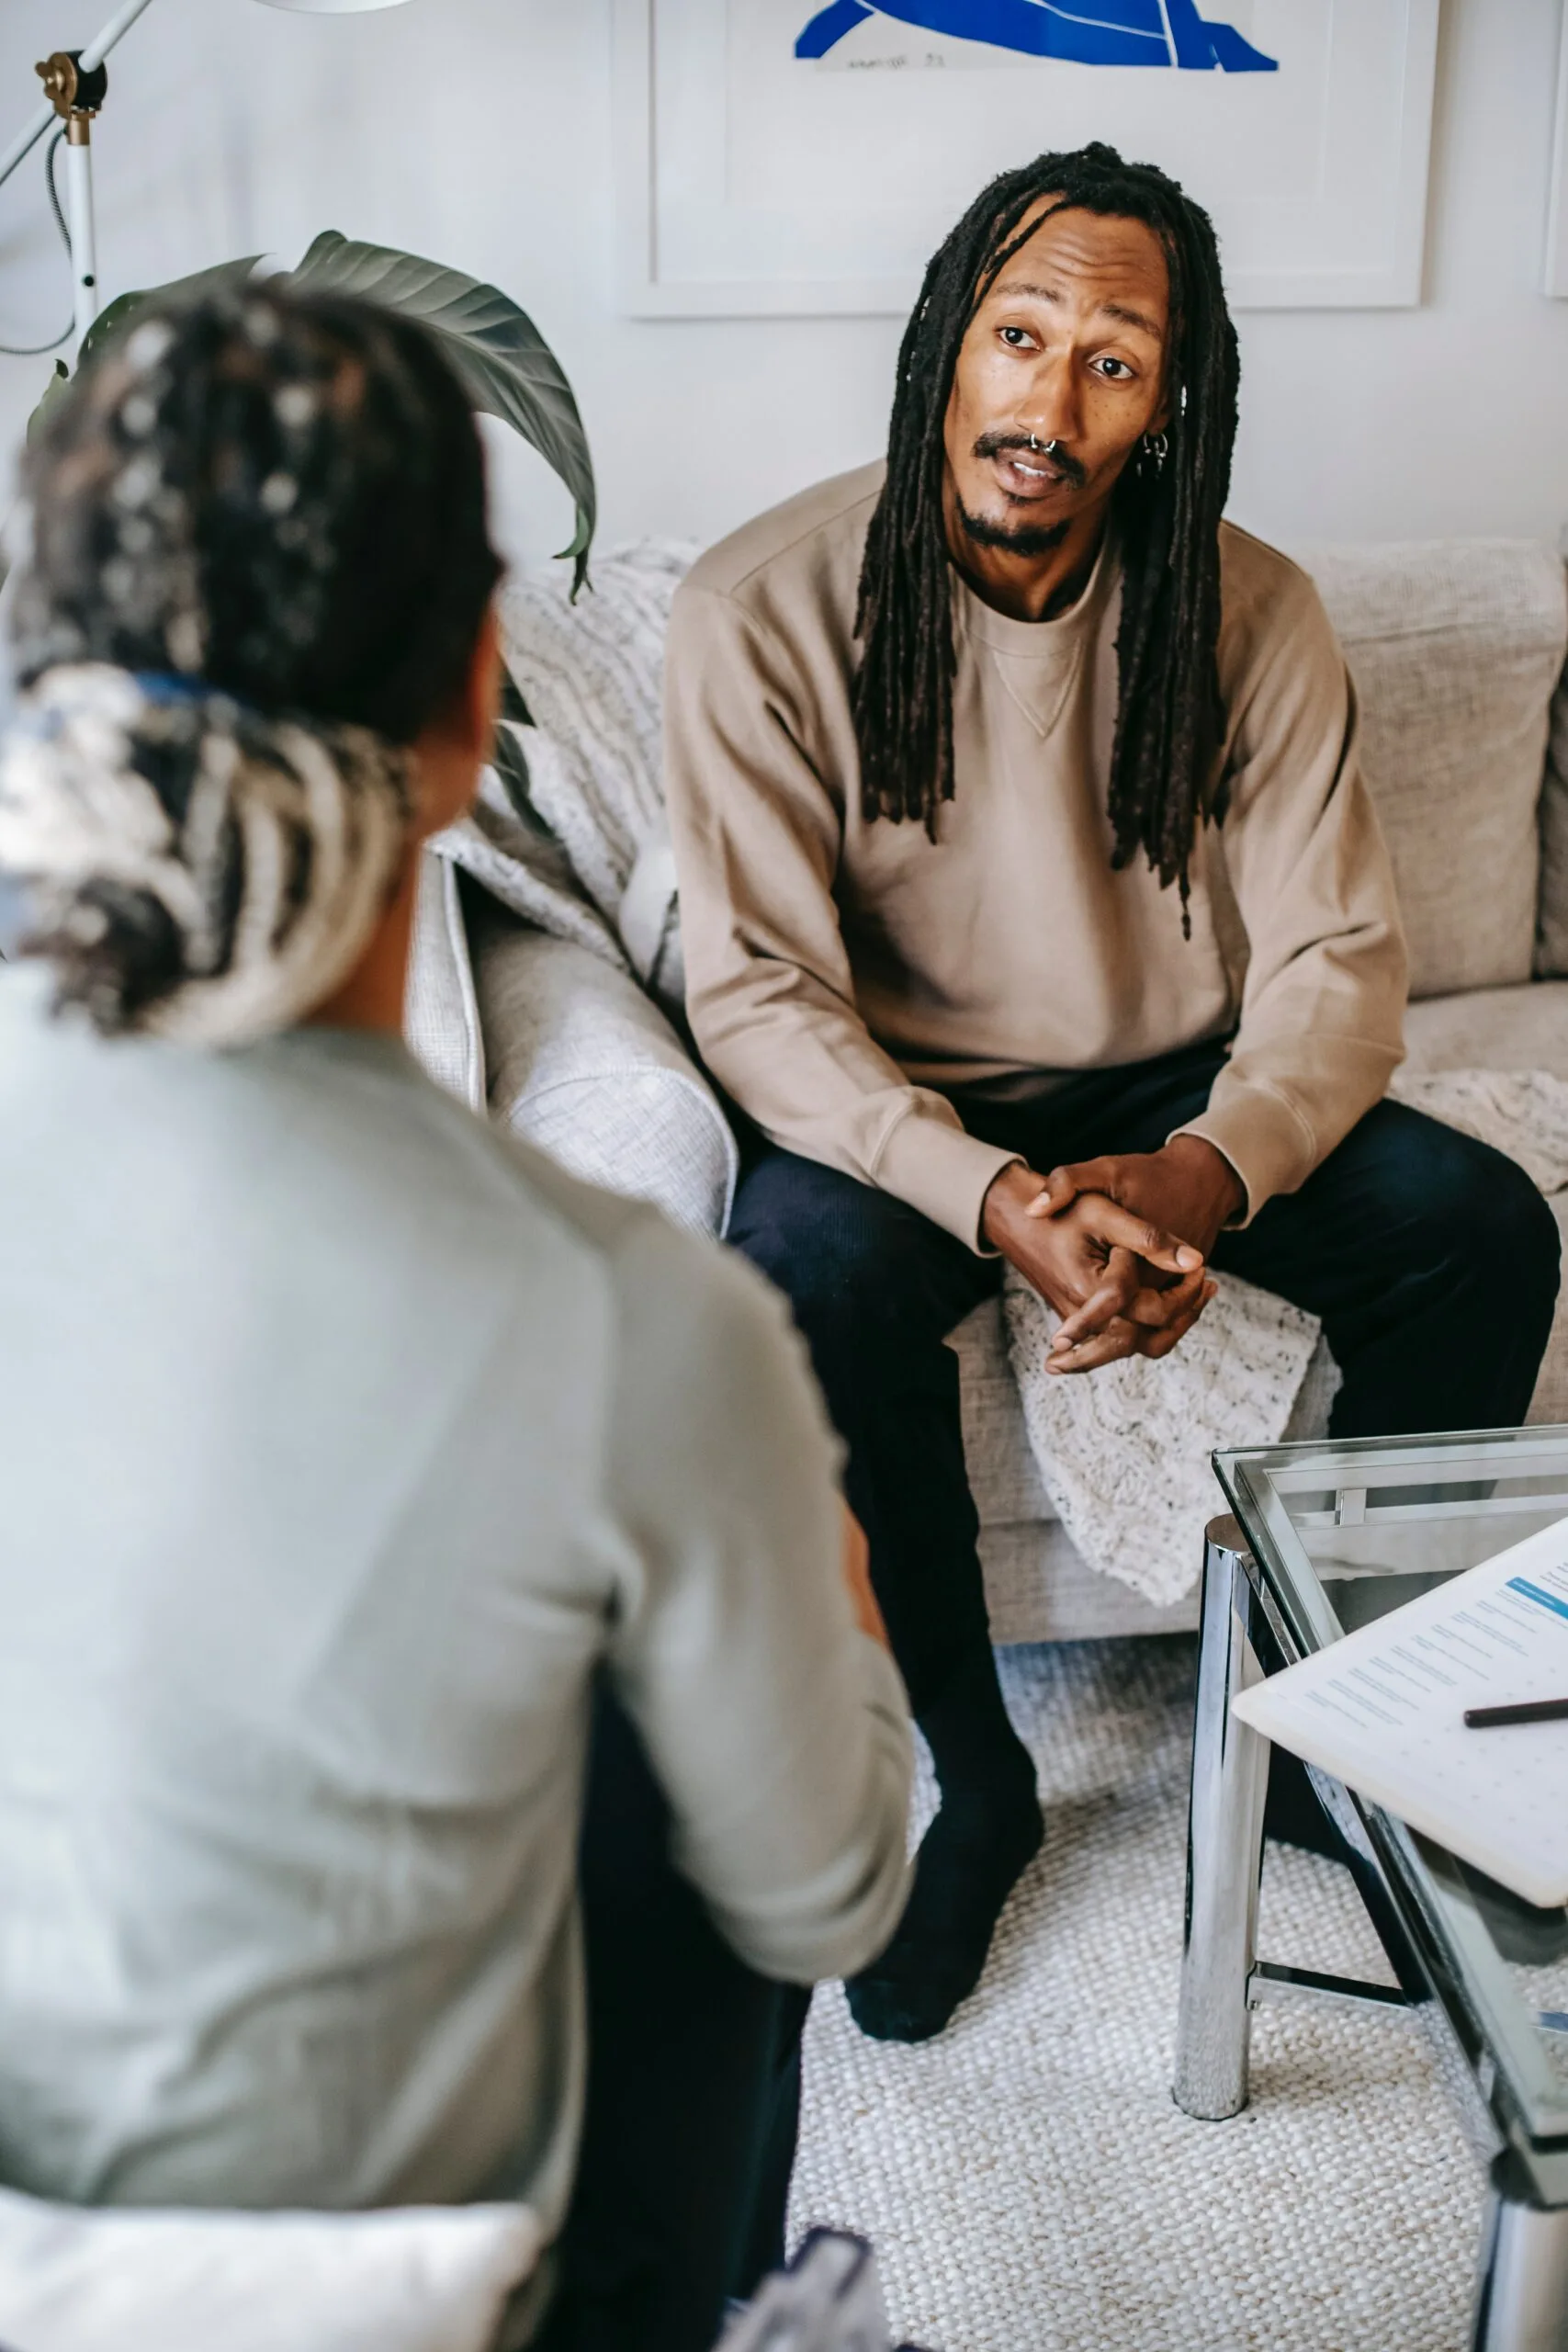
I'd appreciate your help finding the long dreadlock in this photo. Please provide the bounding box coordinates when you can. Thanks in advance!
[852,141,1239,915]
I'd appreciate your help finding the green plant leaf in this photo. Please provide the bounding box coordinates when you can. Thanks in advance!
[26,358,72,447]
[288,231,595,594]
[26,256,266,446]
[75,254,265,376]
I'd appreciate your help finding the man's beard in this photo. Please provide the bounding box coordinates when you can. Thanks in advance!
[956,429,1088,558]
[955,500,1071,560]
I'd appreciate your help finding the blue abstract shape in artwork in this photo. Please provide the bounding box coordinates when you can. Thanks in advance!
[795,0,1278,71]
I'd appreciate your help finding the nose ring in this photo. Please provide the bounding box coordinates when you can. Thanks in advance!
[1027,434,1063,458]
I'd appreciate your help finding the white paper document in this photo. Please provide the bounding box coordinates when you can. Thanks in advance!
[1232,1513,1568,1908]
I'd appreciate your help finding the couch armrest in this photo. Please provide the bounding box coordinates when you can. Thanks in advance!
[471,905,739,1239]
[404,851,485,1113]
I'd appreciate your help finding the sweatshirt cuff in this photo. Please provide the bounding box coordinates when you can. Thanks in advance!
[1171,1087,1316,1229]
[871,1109,1022,1252]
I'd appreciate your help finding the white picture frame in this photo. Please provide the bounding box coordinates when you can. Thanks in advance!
[613,0,1442,318]
[1546,2,1568,297]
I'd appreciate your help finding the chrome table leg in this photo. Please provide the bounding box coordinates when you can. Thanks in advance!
[1472,2154,1568,2351]
[1174,1514,1269,2120]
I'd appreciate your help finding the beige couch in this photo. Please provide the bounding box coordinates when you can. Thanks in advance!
[411,538,1568,1648]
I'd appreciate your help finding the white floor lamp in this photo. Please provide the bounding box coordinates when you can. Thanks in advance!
[0,0,414,356]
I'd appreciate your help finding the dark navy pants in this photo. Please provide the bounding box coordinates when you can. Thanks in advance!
[536,1688,809,2352]
[729,1041,1562,1719]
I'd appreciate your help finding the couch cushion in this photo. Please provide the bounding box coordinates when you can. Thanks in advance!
[1401,981,1568,1080]
[978,1517,1198,1643]
[1540,656,1568,977]
[0,2187,540,2352]
[1300,542,1567,1001]
[404,853,486,1114]
[472,907,737,1239]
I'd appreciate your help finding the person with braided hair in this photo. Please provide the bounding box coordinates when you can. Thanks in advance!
[665,142,1561,2045]
[0,284,915,2352]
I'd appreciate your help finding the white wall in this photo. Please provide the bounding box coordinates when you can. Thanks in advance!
[0,0,1565,579]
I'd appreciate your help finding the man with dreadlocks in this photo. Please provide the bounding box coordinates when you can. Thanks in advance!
[664,142,1562,2045]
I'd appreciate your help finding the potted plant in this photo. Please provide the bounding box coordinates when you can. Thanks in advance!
[25,230,595,594]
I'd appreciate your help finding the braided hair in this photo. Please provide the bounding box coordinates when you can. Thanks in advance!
[853,141,1239,913]
[1,283,503,1040]
[13,282,502,741]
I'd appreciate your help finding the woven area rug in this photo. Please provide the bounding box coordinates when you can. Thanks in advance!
[790,1639,1484,2351]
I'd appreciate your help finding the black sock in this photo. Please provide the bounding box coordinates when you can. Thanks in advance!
[846,1648,1043,2044]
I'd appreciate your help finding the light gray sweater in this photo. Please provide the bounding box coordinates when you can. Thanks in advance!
[0,967,911,2230]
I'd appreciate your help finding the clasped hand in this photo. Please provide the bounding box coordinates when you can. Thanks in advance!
[980,1136,1246,1374]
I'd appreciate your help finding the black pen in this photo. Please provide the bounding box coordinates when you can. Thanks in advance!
[1464,1698,1568,1729]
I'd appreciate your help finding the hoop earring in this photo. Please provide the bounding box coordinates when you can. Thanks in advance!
[1142,430,1169,474]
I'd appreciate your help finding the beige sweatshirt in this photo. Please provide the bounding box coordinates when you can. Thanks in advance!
[665,462,1408,1251]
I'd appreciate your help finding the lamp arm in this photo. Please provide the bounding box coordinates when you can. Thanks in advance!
[0,0,159,193]
[79,0,162,74]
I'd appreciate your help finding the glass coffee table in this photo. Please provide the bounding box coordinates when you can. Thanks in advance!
[1172,1428,1568,2352]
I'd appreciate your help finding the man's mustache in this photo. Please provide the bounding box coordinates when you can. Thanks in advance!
[973,430,1089,491]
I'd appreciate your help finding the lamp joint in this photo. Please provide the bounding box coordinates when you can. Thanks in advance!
[36,51,109,133]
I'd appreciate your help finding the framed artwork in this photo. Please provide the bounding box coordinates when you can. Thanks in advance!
[1547,3,1568,297]
[613,0,1442,316]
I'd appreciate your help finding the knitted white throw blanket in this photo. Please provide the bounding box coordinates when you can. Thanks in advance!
[428,541,696,1015]
[456,544,1568,1610]
[1004,1067,1568,1606]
